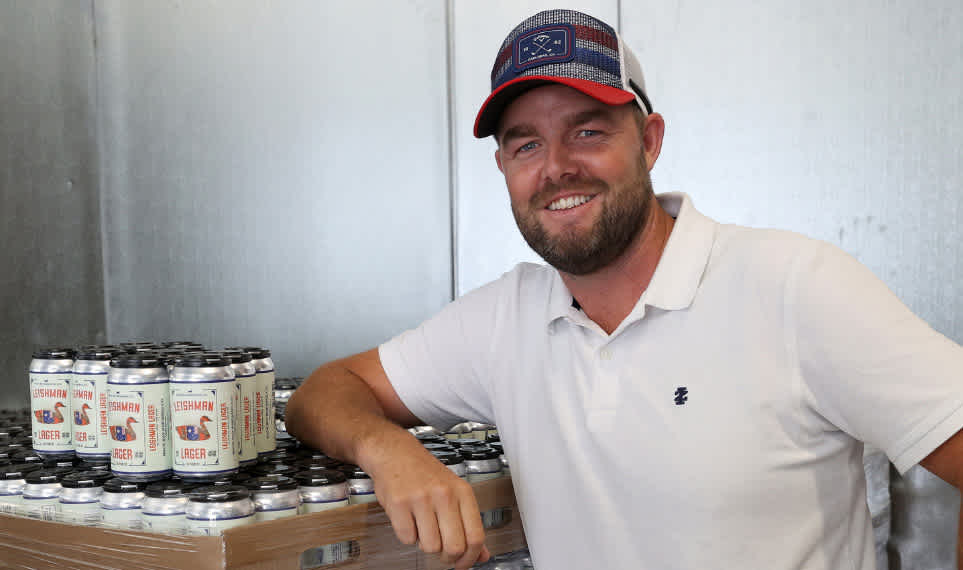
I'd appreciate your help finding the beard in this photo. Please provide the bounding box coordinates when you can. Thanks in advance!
[511,154,654,276]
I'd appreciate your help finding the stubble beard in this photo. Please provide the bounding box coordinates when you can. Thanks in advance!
[511,155,654,276]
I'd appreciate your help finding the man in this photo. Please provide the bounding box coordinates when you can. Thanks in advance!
[286,9,963,570]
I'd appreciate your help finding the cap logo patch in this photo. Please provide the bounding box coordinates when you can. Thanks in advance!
[513,24,575,72]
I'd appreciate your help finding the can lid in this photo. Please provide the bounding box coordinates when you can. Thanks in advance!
[415,433,448,445]
[42,453,80,468]
[448,438,485,448]
[221,349,254,364]
[104,477,147,493]
[145,480,194,498]
[251,463,300,478]
[80,459,111,472]
[187,484,250,502]
[61,470,112,488]
[110,353,165,368]
[162,341,204,348]
[0,463,43,479]
[24,467,74,484]
[294,447,329,460]
[489,441,503,454]
[245,475,298,492]
[230,346,270,359]
[337,465,370,479]
[11,449,43,463]
[422,443,455,453]
[274,439,298,452]
[75,345,124,361]
[274,377,298,390]
[431,450,465,466]
[260,449,298,465]
[208,472,254,487]
[485,433,501,443]
[459,446,500,461]
[295,457,343,471]
[31,346,77,359]
[173,353,229,367]
[294,468,347,486]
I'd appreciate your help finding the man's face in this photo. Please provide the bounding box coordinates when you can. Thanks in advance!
[495,84,655,276]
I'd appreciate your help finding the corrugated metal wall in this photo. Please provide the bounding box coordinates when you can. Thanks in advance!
[0,2,959,568]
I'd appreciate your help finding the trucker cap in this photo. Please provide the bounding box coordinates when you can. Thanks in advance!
[474,9,653,138]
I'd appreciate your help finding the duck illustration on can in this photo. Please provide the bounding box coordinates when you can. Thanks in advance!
[34,401,66,424]
[110,417,138,441]
[176,416,212,441]
[74,403,92,426]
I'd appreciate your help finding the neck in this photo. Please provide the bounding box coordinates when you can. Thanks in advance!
[559,199,675,335]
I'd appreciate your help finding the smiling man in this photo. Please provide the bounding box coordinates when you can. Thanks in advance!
[286,9,963,570]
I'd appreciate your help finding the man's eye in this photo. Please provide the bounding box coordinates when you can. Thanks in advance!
[517,141,538,153]
[577,129,600,138]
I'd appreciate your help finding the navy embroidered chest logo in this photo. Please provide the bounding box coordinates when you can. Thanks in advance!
[674,387,689,405]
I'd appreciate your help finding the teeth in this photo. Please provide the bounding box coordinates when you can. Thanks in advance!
[548,195,593,211]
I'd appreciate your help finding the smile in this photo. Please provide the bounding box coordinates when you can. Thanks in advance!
[547,195,595,211]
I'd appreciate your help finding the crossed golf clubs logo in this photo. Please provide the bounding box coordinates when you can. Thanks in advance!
[531,34,555,55]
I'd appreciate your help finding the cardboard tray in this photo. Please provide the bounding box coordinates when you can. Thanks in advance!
[0,477,525,570]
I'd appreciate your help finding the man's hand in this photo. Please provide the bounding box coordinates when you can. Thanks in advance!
[363,435,491,569]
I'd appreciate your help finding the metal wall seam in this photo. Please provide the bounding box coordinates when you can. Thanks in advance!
[91,0,113,343]
[446,0,459,302]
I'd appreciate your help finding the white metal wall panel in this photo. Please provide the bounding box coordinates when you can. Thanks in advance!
[621,0,962,343]
[0,1,105,408]
[97,1,453,376]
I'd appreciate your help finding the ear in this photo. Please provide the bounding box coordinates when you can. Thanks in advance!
[641,112,665,171]
[495,147,504,174]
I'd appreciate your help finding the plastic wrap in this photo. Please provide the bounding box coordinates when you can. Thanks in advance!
[0,477,526,570]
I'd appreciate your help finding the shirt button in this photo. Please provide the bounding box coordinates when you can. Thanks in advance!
[600,349,612,360]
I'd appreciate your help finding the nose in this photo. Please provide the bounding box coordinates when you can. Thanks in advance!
[542,141,578,183]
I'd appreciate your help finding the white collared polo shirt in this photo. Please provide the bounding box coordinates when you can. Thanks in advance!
[380,192,963,569]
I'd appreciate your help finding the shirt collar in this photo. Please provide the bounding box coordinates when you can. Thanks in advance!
[546,192,717,327]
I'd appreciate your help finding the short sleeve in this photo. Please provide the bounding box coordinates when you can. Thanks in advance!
[792,242,963,474]
[378,280,503,431]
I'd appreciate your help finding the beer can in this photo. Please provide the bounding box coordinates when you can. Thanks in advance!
[245,475,300,521]
[234,347,276,457]
[99,477,146,529]
[107,353,172,482]
[59,470,111,524]
[460,446,503,483]
[140,480,192,534]
[431,449,467,479]
[338,465,377,505]
[490,441,509,475]
[72,346,121,460]
[170,353,238,482]
[295,469,349,513]
[222,350,257,468]
[30,347,76,455]
[22,466,72,520]
[0,463,42,515]
[184,485,255,536]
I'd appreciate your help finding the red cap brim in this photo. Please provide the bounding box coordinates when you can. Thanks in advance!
[473,76,636,138]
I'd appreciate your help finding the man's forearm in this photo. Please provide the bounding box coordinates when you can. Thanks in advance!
[286,361,403,464]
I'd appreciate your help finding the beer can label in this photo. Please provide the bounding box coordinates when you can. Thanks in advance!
[255,506,298,522]
[0,494,22,515]
[299,498,349,514]
[141,512,187,534]
[255,370,276,455]
[72,372,110,456]
[101,506,143,530]
[185,513,254,535]
[467,470,503,484]
[171,380,238,475]
[30,373,73,452]
[60,501,102,525]
[236,375,257,464]
[23,496,60,521]
[108,383,172,476]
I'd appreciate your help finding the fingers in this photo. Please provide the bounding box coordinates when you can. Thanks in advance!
[452,493,489,569]
[382,479,489,569]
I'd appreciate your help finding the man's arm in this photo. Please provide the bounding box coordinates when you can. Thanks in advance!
[919,429,963,570]
[284,348,490,570]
